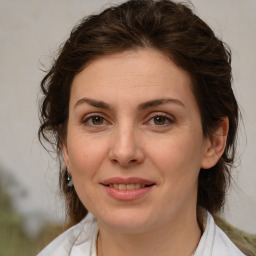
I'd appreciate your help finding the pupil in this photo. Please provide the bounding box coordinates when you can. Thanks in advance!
[93,116,103,125]
[154,116,165,125]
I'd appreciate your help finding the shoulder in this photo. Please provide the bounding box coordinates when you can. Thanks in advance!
[213,223,247,255]
[37,213,98,256]
[195,211,246,256]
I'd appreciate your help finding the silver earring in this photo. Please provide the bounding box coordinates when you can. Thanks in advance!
[66,169,73,187]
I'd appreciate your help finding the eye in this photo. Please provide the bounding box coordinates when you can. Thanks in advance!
[83,115,108,126]
[147,114,174,126]
[153,116,167,125]
[90,116,104,125]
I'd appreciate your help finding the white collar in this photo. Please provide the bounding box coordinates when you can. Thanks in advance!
[38,211,245,256]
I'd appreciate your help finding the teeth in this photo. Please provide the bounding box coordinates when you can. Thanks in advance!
[113,184,119,189]
[127,184,135,190]
[119,184,127,190]
[109,183,147,190]
[135,183,141,189]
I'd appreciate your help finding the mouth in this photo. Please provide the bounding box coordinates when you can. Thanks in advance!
[106,183,154,190]
[101,177,155,190]
[101,177,155,200]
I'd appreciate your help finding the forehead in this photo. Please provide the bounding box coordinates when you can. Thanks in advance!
[71,49,196,109]
[74,49,191,86]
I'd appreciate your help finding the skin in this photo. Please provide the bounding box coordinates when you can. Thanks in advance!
[63,49,228,256]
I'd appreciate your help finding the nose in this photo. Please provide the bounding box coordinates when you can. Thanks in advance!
[109,124,145,167]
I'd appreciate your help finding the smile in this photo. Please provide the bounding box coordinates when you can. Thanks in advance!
[101,177,155,200]
[108,183,147,190]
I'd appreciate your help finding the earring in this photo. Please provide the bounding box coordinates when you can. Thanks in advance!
[65,168,73,187]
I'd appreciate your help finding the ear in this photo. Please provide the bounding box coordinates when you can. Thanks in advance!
[62,141,71,173]
[201,117,229,169]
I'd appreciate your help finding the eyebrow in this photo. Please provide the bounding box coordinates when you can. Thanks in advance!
[138,98,185,110]
[74,97,112,110]
[74,97,185,110]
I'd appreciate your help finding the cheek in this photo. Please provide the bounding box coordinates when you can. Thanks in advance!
[147,133,204,180]
[67,133,109,178]
[67,135,109,211]
[152,135,201,160]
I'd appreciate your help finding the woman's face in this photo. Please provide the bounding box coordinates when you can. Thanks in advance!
[63,49,212,234]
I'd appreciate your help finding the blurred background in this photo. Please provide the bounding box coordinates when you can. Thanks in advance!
[0,0,255,255]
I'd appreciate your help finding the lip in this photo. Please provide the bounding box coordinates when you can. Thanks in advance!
[101,177,155,201]
[101,177,155,186]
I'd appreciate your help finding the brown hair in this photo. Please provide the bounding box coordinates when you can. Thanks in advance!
[38,0,239,225]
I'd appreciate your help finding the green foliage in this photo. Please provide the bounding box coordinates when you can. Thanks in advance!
[0,185,63,256]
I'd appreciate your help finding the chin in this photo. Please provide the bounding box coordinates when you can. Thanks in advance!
[96,208,158,234]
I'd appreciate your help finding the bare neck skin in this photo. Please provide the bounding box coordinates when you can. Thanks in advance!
[97,206,201,256]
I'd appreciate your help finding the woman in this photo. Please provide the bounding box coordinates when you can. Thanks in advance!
[38,0,248,255]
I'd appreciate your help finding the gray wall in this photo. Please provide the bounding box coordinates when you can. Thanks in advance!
[0,0,255,235]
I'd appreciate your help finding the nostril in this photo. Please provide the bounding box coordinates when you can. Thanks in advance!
[112,159,119,164]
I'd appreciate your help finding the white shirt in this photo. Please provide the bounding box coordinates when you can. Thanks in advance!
[37,211,245,256]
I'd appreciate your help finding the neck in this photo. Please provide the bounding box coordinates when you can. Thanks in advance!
[97,210,201,256]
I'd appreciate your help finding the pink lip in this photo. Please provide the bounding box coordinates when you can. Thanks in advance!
[101,177,155,201]
[101,177,155,186]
